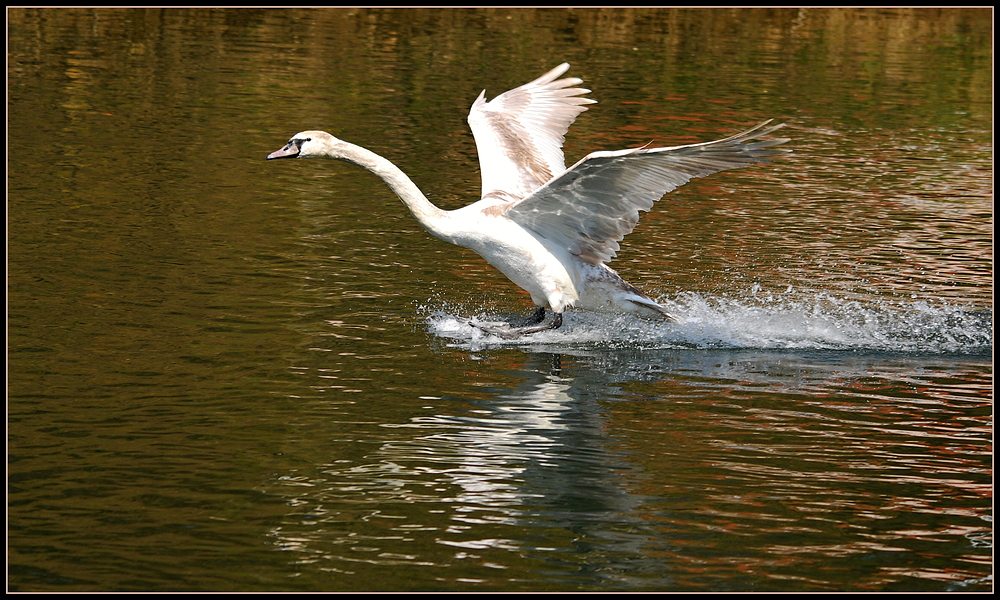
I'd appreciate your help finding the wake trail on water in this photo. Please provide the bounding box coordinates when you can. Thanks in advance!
[424,290,992,354]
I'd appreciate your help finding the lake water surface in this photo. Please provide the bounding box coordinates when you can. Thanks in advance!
[7,7,992,591]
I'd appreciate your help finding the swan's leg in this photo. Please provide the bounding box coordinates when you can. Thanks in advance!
[518,311,561,333]
[473,311,563,339]
[524,305,547,325]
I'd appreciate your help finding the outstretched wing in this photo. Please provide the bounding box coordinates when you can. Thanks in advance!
[468,63,596,202]
[506,121,790,265]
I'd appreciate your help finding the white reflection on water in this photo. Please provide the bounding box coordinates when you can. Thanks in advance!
[266,358,667,586]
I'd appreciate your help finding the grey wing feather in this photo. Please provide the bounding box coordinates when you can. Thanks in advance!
[506,120,790,264]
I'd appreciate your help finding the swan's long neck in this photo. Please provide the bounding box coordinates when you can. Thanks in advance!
[328,140,454,240]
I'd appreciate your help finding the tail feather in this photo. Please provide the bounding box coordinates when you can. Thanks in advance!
[578,264,679,322]
[625,296,679,323]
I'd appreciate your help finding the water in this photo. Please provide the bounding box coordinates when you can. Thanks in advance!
[7,7,992,591]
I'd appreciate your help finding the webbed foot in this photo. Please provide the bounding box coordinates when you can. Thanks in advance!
[471,310,563,339]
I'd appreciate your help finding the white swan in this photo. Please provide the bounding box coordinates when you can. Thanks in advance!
[268,63,788,337]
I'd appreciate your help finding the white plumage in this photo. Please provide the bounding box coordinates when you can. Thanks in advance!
[268,63,789,337]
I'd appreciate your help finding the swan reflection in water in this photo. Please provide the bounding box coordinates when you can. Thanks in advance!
[266,353,656,578]
[268,64,789,337]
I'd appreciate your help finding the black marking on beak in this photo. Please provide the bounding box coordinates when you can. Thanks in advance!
[267,138,303,160]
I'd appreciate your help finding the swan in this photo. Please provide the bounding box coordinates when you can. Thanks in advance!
[268,63,789,337]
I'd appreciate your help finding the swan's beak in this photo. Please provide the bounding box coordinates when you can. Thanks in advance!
[267,143,300,160]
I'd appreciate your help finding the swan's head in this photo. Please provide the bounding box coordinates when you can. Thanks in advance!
[267,130,339,160]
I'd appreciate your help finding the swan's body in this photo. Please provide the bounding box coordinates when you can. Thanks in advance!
[268,63,788,336]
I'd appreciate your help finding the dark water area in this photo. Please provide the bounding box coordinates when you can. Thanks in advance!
[7,8,992,591]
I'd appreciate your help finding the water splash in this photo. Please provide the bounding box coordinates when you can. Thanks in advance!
[424,291,992,354]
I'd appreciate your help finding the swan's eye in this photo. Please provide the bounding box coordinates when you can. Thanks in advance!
[305,138,312,142]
